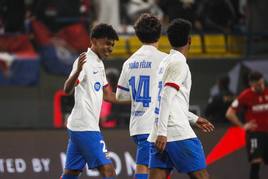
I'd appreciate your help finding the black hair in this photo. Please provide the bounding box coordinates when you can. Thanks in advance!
[90,23,119,40]
[134,13,161,43]
[248,71,263,83]
[167,18,192,48]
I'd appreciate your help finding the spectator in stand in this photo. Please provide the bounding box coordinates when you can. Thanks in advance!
[198,0,237,33]
[124,0,163,25]
[205,76,235,123]
[0,0,26,33]
[93,0,121,32]
[156,0,202,32]
[226,71,268,179]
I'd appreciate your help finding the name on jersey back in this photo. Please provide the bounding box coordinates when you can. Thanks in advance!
[129,60,152,69]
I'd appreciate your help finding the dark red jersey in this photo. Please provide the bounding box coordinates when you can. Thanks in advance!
[231,88,268,132]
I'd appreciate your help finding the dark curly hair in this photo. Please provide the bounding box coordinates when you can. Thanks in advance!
[248,71,263,83]
[90,23,119,41]
[167,18,192,48]
[134,13,161,43]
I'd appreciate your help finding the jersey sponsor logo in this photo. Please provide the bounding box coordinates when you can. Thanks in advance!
[252,103,268,112]
[94,82,101,91]
[131,110,145,116]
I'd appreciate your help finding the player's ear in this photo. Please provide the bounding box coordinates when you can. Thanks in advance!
[91,38,97,46]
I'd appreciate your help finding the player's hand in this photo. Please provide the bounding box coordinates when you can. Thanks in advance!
[243,120,257,131]
[155,135,167,153]
[195,117,215,133]
[76,52,87,73]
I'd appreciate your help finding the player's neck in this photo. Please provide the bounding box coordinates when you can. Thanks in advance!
[143,42,158,48]
[173,47,188,58]
[91,46,102,60]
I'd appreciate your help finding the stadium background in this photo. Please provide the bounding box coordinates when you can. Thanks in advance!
[0,0,268,178]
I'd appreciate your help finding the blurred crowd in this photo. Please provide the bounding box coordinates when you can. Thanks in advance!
[0,0,255,34]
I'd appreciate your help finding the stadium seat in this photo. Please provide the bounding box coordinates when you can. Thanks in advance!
[189,34,203,54]
[158,36,171,53]
[128,36,142,54]
[111,36,128,57]
[227,35,246,54]
[204,34,227,54]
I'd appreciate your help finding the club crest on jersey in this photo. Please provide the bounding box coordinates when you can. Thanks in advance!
[94,82,101,91]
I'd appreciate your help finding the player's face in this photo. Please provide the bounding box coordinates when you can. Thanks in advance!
[91,38,115,59]
[251,78,265,93]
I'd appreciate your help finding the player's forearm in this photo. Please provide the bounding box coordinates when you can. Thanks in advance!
[115,91,131,103]
[187,111,199,124]
[64,71,80,95]
[104,90,131,104]
[226,108,244,127]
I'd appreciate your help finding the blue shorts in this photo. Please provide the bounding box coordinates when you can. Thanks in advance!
[65,130,112,170]
[149,138,207,173]
[132,134,150,166]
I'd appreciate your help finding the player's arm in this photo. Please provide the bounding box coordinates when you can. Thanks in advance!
[103,85,131,104]
[115,63,131,102]
[103,86,116,103]
[156,86,177,152]
[155,60,184,152]
[64,53,87,95]
[226,106,244,127]
[226,99,257,131]
[188,111,214,132]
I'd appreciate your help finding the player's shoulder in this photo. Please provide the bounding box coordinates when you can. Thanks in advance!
[166,54,186,67]
[170,51,186,61]
[239,88,253,98]
[157,50,168,58]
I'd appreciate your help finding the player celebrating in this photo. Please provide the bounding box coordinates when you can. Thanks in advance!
[60,24,119,179]
[148,18,214,179]
[226,71,268,179]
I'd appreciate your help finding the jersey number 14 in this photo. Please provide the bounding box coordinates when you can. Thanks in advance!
[129,75,151,107]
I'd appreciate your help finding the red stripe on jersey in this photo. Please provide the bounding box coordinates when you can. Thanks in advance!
[76,79,80,85]
[103,84,109,88]
[165,82,180,91]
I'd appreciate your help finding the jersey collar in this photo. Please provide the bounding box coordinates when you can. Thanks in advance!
[87,48,101,62]
[140,44,158,51]
[170,49,186,62]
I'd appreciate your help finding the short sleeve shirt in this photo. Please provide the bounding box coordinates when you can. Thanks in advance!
[116,45,167,136]
[231,88,268,132]
[67,48,108,131]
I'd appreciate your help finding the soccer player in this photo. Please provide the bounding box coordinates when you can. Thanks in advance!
[60,24,119,179]
[116,14,214,179]
[147,18,214,179]
[226,71,268,179]
[116,13,167,179]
